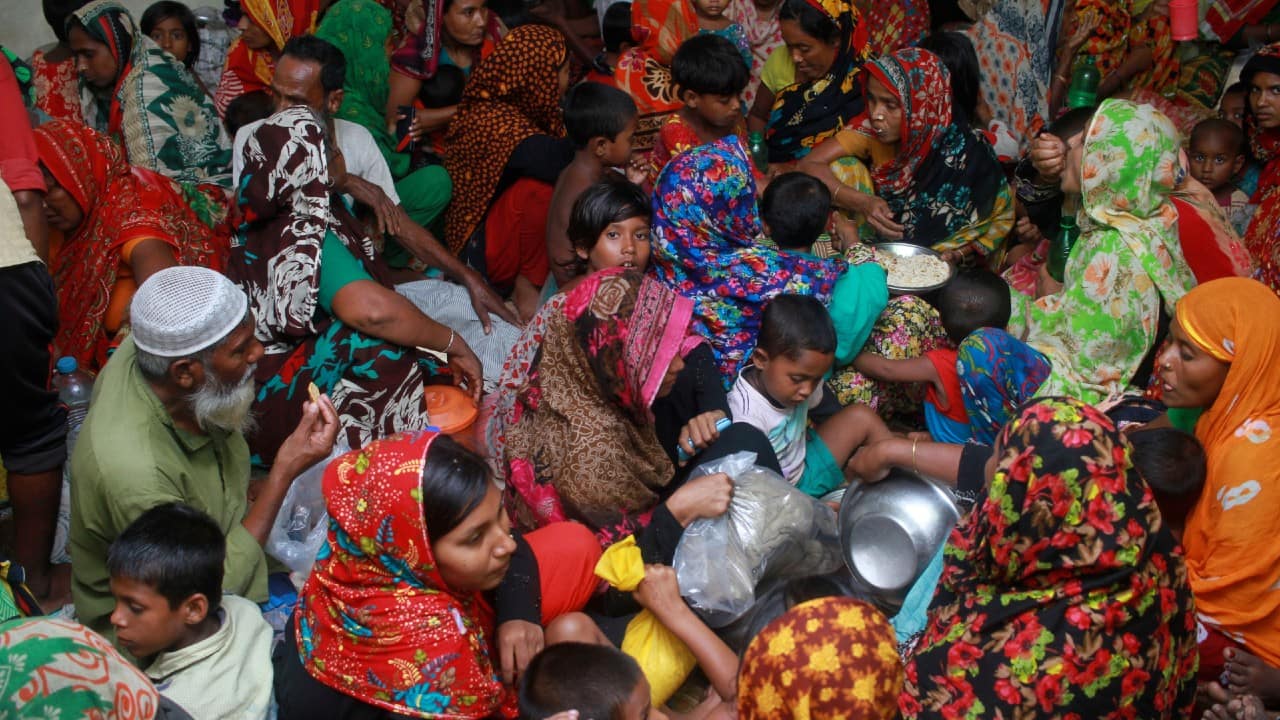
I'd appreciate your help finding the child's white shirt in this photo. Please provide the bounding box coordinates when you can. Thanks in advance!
[727,369,822,484]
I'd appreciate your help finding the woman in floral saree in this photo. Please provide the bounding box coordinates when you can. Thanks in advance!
[900,397,1198,718]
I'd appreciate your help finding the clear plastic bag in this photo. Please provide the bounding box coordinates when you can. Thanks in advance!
[672,452,843,627]
[265,444,347,578]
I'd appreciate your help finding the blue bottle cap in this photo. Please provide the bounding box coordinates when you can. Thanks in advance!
[56,356,78,374]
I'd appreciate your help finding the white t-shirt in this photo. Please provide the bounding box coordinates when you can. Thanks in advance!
[727,368,822,484]
[233,117,400,206]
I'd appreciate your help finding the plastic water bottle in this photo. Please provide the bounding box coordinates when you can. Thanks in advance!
[53,357,93,453]
[1047,215,1080,283]
[747,131,769,174]
[1067,56,1100,109]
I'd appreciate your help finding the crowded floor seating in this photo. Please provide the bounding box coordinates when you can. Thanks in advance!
[3,0,1280,717]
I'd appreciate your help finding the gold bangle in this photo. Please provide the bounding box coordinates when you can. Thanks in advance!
[911,437,919,475]
[834,184,847,206]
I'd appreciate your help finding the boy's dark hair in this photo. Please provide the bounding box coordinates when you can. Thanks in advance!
[918,32,979,123]
[761,172,831,250]
[519,643,643,720]
[758,294,836,359]
[1222,80,1245,98]
[419,64,466,108]
[936,268,1011,345]
[563,82,639,148]
[602,2,633,53]
[46,0,89,43]
[671,33,749,98]
[421,435,492,543]
[141,1,201,68]
[1128,427,1206,528]
[1191,117,1246,157]
[779,0,839,45]
[224,89,274,139]
[567,179,650,252]
[280,35,346,93]
[107,502,225,611]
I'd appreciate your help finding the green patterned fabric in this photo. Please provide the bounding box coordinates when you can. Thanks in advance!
[316,0,410,178]
[1,45,34,109]
[74,0,231,188]
[1010,99,1196,404]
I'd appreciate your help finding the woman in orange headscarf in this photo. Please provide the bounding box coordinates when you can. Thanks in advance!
[214,0,321,117]
[1156,277,1280,686]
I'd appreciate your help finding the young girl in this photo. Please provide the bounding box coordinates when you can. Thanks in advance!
[563,180,652,292]
[275,432,605,719]
[693,0,753,71]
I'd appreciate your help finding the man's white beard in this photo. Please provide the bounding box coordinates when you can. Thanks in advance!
[191,367,258,434]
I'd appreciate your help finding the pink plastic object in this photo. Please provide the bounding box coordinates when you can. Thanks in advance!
[1169,0,1198,41]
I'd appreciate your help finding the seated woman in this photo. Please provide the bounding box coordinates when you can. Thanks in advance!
[213,0,320,117]
[1050,0,1178,117]
[276,431,604,719]
[748,0,868,164]
[800,47,1013,260]
[233,105,483,466]
[1008,99,1196,405]
[34,120,228,372]
[385,0,503,149]
[489,268,778,552]
[67,1,230,188]
[900,397,1198,718]
[1157,277,1280,695]
[444,25,573,322]
[650,138,844,381]
[315,0,454,230]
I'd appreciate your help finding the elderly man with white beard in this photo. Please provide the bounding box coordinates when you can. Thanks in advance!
[68,267,339,636]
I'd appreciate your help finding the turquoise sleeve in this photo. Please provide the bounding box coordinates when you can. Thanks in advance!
[830,262,890,367]
[317,230,376,314]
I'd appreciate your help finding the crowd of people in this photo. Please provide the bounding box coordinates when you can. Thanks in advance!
[1,0,1279,717]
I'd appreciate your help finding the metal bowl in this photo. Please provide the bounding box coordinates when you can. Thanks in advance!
[872,242,955,295]
[838,469,961,611]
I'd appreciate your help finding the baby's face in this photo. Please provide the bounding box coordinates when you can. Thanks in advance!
[1219,92,1246,128]
[1188,134,1241,192]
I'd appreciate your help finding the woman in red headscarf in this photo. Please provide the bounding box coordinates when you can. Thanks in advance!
[214,0,322,117]
[276,431,604,720]
[33,120,228,371]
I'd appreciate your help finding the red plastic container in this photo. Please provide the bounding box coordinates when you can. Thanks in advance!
[425,385,479,452]
[1169,0,1198,41]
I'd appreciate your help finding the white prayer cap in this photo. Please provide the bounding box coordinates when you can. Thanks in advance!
[131,267,249,357]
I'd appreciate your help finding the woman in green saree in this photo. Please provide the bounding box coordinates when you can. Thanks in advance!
[315,0,452,230]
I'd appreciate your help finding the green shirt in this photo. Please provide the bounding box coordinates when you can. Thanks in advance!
[69,338,267,635]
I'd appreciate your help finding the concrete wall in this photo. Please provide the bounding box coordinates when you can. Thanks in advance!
[0,0,164,59]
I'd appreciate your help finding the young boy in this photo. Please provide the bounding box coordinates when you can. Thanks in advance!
[647,33,749,183]
[729,295,893,497]
[1219,81,1246,129]
[762,172,890,372]
[546,81,641,289]
[108,503,273,720]
[854,269,1012,443]
[1189,118,1255,236]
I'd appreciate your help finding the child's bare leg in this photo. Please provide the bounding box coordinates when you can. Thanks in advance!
[1225,648,1280,707]
[816,403,891,467]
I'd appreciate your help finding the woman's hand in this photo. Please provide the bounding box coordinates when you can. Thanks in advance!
[633,564,689,620]
[1065,13,1100,53]
[1030,133,1067,185]
[496,619,544,686]
[676,410,726,462]
[859,194,905,240]
[1035,263,1064,298]
[401,105,457,141]
[847,438,899,483]
[445,338,484,402]
[1014,216,1044,247]
[666,472,734,526]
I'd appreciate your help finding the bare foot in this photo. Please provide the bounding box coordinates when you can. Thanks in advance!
[1204,694,1268,720]
[1224,648,1280,708]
